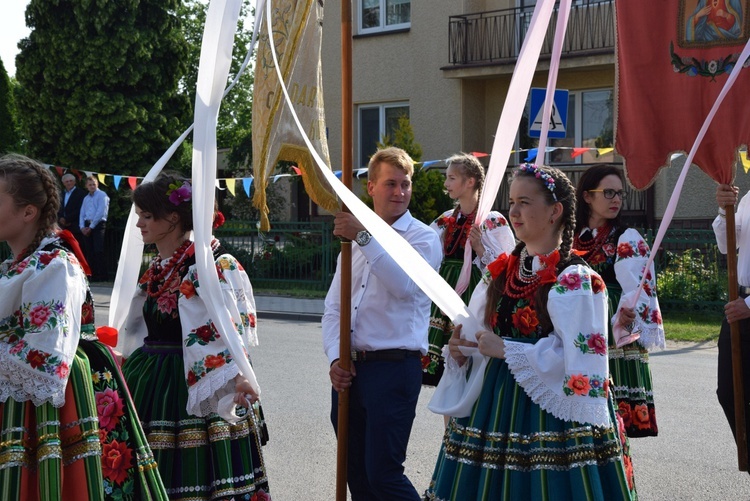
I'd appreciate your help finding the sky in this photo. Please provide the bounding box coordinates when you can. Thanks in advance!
[0,1,31,77]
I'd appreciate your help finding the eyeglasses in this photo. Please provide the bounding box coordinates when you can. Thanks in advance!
[588,189,627,200]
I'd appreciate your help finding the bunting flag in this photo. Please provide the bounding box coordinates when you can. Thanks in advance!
[616,0,750,188]
[252,0,339,231]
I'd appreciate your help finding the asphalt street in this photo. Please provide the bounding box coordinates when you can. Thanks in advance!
[91,288,750,500]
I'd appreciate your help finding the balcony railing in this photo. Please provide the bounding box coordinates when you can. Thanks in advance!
[448,0,615,67]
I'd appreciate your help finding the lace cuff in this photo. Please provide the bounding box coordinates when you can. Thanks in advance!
[0,351,67,407]
[504,341,611,428]
[636,323,666,351]
[441,344,468,374]
[476,247,498,269]
[186,363,241,417]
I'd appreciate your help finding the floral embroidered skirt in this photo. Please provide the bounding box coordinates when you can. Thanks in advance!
[122,342,271,501]
[424,355,637,501]
[606,287,659,438]
[424,258,481,386]
[0,338,166,501]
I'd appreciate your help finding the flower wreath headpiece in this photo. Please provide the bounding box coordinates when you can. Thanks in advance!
[516,163,557,201]
[166,181,192,206]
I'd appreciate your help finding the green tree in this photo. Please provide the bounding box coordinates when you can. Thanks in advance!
[0,57,19,154]
[180,0,254,171]
[15,0,190,175]
[376,115,451,224]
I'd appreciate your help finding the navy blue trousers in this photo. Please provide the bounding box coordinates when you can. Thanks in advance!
[331,356,422,500]
[717,314,750,470]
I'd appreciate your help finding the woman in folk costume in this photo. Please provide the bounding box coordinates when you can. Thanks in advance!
[0,154,166,500]
[423,153,515,386]
[118,173,271,501]
[573,164,665,437]
[426,164,636,500]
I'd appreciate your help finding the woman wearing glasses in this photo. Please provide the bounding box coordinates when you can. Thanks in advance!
[573,164,665,437]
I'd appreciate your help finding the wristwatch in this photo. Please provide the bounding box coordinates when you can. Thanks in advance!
[355,230,372,246]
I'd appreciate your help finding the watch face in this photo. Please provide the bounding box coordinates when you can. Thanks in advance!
[356,231,370,246]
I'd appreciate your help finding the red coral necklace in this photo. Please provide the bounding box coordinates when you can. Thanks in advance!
[443,207,476,256]
[143,240,194,298]
[573,223,612,259]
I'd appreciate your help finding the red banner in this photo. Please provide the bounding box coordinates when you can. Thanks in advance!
[616,0,750,188]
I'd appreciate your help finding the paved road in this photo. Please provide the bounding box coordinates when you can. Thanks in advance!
[91,288,750,500]
[251,321,750,501]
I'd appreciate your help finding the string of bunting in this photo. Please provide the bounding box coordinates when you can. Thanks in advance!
[41,146,750,198]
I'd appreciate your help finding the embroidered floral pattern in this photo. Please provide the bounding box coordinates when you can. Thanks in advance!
[511,304,539,337]
[563,373,607,398]
[670,41,749,82]
[185,323,221,347]
[91,364,139,499]
[553,271,593,294]
[573,332,607,355]
[186,349,234,387]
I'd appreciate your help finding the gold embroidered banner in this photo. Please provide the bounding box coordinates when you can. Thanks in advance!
[252,0,339,230]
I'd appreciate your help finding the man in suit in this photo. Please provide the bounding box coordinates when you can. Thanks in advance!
[58,173,87,247]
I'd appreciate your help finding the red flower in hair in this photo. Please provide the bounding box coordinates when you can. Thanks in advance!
[213,211,226,229]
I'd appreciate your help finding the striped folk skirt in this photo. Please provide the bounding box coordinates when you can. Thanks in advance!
[122,342,270,501]
[606,287,659,438]
[0,338,167,500]
[424,354,637,501]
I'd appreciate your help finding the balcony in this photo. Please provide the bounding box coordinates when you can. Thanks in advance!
[447,0,615,68]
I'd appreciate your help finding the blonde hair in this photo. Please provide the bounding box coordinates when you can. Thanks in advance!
[368,147,414,182]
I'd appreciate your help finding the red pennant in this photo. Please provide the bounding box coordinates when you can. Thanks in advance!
[71,169,82,179]
[128,177,137,190]
[55,166,64,177]
[571,148,591,159]
[291,166,302,175]
[470,152,489,158]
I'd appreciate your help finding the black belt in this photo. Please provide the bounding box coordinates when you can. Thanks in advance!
[740,285,750,297]
[351,349,421,362]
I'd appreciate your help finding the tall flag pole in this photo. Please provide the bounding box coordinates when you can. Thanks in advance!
[336,1,353,498]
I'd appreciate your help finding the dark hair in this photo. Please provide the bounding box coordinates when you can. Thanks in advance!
[446,152,485,194]
[0,154,61,258]
[484,164,576,331]
[574,164,625,233]
[132,172,193,234]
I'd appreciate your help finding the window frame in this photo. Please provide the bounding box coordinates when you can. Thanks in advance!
[358,0,411,35]
[357,102,410,168]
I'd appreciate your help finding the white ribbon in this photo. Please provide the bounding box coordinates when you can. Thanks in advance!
[454,0,560,296]
[192,0,259,396]
[109,0,266,332]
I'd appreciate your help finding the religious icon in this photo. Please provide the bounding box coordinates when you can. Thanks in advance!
[679,0,749,47]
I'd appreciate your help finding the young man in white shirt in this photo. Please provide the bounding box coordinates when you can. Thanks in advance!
[323,147,442,499]
[79,176,110,281]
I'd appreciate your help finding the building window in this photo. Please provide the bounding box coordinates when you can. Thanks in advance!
[360,0,410,34]
[524,88,617,165]
[359,103,409,167]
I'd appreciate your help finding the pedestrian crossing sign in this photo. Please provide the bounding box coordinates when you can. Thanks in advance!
[529,88,569,139]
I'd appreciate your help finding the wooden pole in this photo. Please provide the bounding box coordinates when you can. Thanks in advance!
[336,0,353,499]
[725,206,748,471]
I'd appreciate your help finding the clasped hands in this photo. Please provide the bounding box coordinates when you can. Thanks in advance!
[448,324,505,365]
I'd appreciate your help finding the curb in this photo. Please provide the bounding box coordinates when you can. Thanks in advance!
[257,310,322,323]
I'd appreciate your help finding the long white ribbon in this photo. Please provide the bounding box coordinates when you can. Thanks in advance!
[262,0,481,336]
[454,0,560,295]
[192,0,259,395]
[109,0,266,331]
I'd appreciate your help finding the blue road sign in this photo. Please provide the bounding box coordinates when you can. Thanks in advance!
[529,88,569,139]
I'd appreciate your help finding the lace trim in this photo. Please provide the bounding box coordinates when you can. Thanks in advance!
[478,247,498,268]
[185,363,240,417]
[635,323,665,351]
[441,344,468,373]
[0,348,66,407]
[504,342,611,428]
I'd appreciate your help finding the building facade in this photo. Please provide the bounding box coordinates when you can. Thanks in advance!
[320,0,750,228]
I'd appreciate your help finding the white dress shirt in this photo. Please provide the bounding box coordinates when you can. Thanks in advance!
[79,189,110,229]
[322,211,442,364]
[713,190,750,307]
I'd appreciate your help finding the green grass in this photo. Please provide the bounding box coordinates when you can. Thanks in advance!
[662,309,723,343]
